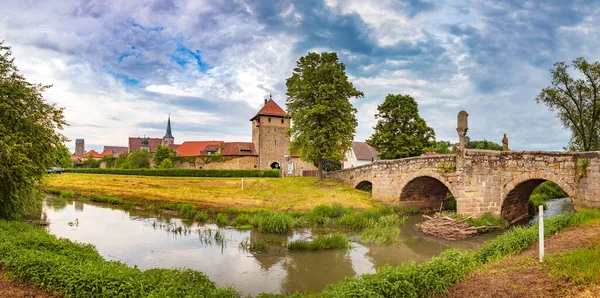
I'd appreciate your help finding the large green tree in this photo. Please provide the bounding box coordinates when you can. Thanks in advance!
[286,52,363,179]
[367,94,435,159]
[0,41,66,219]
[50,144,73,168]
[153,145,176,167]
[536,57,600,151]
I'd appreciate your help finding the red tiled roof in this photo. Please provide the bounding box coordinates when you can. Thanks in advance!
[221,142,257,156]
[168,144,180,151]
[250,99,286,120]
[176,141,224,157]
[84,150,103,158]
[103,146,128,155]
[129,137,163,153]
[99,149,114,157]
[352,142,380,161]
[423,151,442,156]
[201,144,221,154]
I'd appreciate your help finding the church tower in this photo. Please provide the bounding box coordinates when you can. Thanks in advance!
[162,115,174,146]
[251,96,290,170]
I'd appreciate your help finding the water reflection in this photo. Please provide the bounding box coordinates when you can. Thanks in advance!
[43,196,504,296]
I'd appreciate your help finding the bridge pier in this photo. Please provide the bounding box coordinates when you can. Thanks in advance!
[329,150,600,220]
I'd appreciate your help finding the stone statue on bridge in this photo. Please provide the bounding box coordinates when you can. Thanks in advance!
[502,134,509,151]
[457,111,468,149]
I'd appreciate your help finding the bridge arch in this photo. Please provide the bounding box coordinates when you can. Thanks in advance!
[398,171,456,210]
[355,180,373,193]
[501,174,575,223]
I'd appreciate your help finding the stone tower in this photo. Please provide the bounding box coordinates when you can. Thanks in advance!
[162,115,174,146]
[75,139,85,156]
[251,96,290,170]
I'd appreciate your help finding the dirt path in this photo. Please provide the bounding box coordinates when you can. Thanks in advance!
[443,222,600,298]
[0,270,56,298]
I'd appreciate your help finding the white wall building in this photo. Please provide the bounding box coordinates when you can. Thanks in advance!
[343,142,379,169]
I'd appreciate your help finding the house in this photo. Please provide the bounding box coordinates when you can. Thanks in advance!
[343,142,379,169]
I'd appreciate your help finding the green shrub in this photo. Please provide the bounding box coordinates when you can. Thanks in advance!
[288,233,351,251]
[254,213,293,234]
[194,211,209,222]
[216,213,230,226]
[62,168,280,178]
[60,190,75,199]
[231,214,251,227]
[179,204,198,219]
[467,212,506,227]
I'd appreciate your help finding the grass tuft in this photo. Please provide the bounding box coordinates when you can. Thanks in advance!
[288,233,351,251]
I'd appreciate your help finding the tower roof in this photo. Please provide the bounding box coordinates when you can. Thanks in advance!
[164,115,174,139]
[250,98,286,121]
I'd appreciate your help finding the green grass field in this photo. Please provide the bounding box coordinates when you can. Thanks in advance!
[44,174,375,211]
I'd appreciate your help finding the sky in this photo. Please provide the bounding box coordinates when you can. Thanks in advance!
[1,0,599,153]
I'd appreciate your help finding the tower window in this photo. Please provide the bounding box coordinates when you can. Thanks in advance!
[268,118,271,122]
[281,119,284,124]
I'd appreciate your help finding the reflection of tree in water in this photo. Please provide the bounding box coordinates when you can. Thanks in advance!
[44,196,70,211]
[74,201,84,212]
[280,250,355,294]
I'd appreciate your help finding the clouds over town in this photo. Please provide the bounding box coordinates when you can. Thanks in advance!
[1,0,599,152]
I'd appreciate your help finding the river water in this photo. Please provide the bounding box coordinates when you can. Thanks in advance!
[42,196,569,296]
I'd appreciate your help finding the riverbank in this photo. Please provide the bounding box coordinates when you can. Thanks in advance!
[444,220,600,297]
[44,174,374,211]
[0,270,55,298]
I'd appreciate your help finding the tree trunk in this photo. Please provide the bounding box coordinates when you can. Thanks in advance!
[317,158,323,180]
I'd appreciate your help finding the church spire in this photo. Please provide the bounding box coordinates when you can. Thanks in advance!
[163,114,174,139]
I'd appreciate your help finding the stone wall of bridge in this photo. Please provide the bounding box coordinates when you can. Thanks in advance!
[329,149,600,220]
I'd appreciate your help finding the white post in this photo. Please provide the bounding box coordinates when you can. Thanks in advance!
[539,205,544,263]
[242,178,244,190]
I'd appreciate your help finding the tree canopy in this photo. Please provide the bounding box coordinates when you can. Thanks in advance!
[0,41,66,219]
[50,144,72,168]
[286,52,363,179]
[153,145,176,168]
[466,139,502,151]
[536,57,600,151]
[367,94,435,159]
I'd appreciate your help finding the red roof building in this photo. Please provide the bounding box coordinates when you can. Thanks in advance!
[250,98,287,121]
[83,150,103,159]
[221,142,257,156]
[176,141,224,157]
[128,137,163,153]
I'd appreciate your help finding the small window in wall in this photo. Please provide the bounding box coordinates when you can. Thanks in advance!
[275,140,277,146]
[268,118,271,122]
[281,119,284,124]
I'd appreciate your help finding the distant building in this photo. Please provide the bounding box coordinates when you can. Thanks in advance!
[75,139,85,156]
[103,146,128,157]
[343,142,379,169]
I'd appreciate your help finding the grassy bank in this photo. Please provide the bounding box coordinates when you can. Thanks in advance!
[62,168,280,177]
[258,209,600,297]
[0,220,239,298]
[44,174,374,211]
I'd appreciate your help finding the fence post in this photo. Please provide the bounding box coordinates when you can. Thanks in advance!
[539,205,544,263]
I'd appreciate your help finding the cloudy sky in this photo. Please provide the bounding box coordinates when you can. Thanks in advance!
[2,0,599,153]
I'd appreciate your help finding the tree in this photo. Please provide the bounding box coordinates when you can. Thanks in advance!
[83,156,100,168]
[158,158,174,169]
[0,41,66,219]
[153,145,176,168]
[367,94,435,159]
[123,149,151,169]
[286,52,364,179]
[50,144,72,168]
[434,140,451,154]
[536,57,600,151]
[466,139,503,151]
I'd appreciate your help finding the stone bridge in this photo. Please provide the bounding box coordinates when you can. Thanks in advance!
[328,149,600,222]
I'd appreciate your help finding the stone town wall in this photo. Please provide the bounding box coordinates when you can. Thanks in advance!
[173,156,259,170]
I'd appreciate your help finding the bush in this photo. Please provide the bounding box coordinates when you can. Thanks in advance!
[288,233,351,251]
[62,168,280,178]
[254,213,293,234]
[0,220,240,298]
[60,190,75,199]
[216,213,229,226]
[194,211,209,222]
[179,204,197,219]
[158,158,174,169]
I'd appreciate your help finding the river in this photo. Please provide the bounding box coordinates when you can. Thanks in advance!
[42,196,571,296]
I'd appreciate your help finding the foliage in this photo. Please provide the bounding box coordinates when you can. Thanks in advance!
[437,161,456,173]
[253,213,293,233]
[287,233,351,251]
[158,158,174,169]
[367,94,435,159]
[50,144,72,168]
[100,155,117,168]
[62,168,280,177]
[360,227,401,244]
[0,41,67,219]
[466,212,506,227]
[529,181,568,213]
[216,213,230,226]
[121,149,151,169]
[536,57,600,151]
[60,190,75,199]
[577,157,589,180]
[83,156,100,168]
[0,220,240,297]
[547,242,600,285]
[153,145,177,168]
[465,139,503,150]
[286,52,364,179]
[434,140,454,154]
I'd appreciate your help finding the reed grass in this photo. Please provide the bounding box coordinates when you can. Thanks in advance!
[287,233,351,251]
